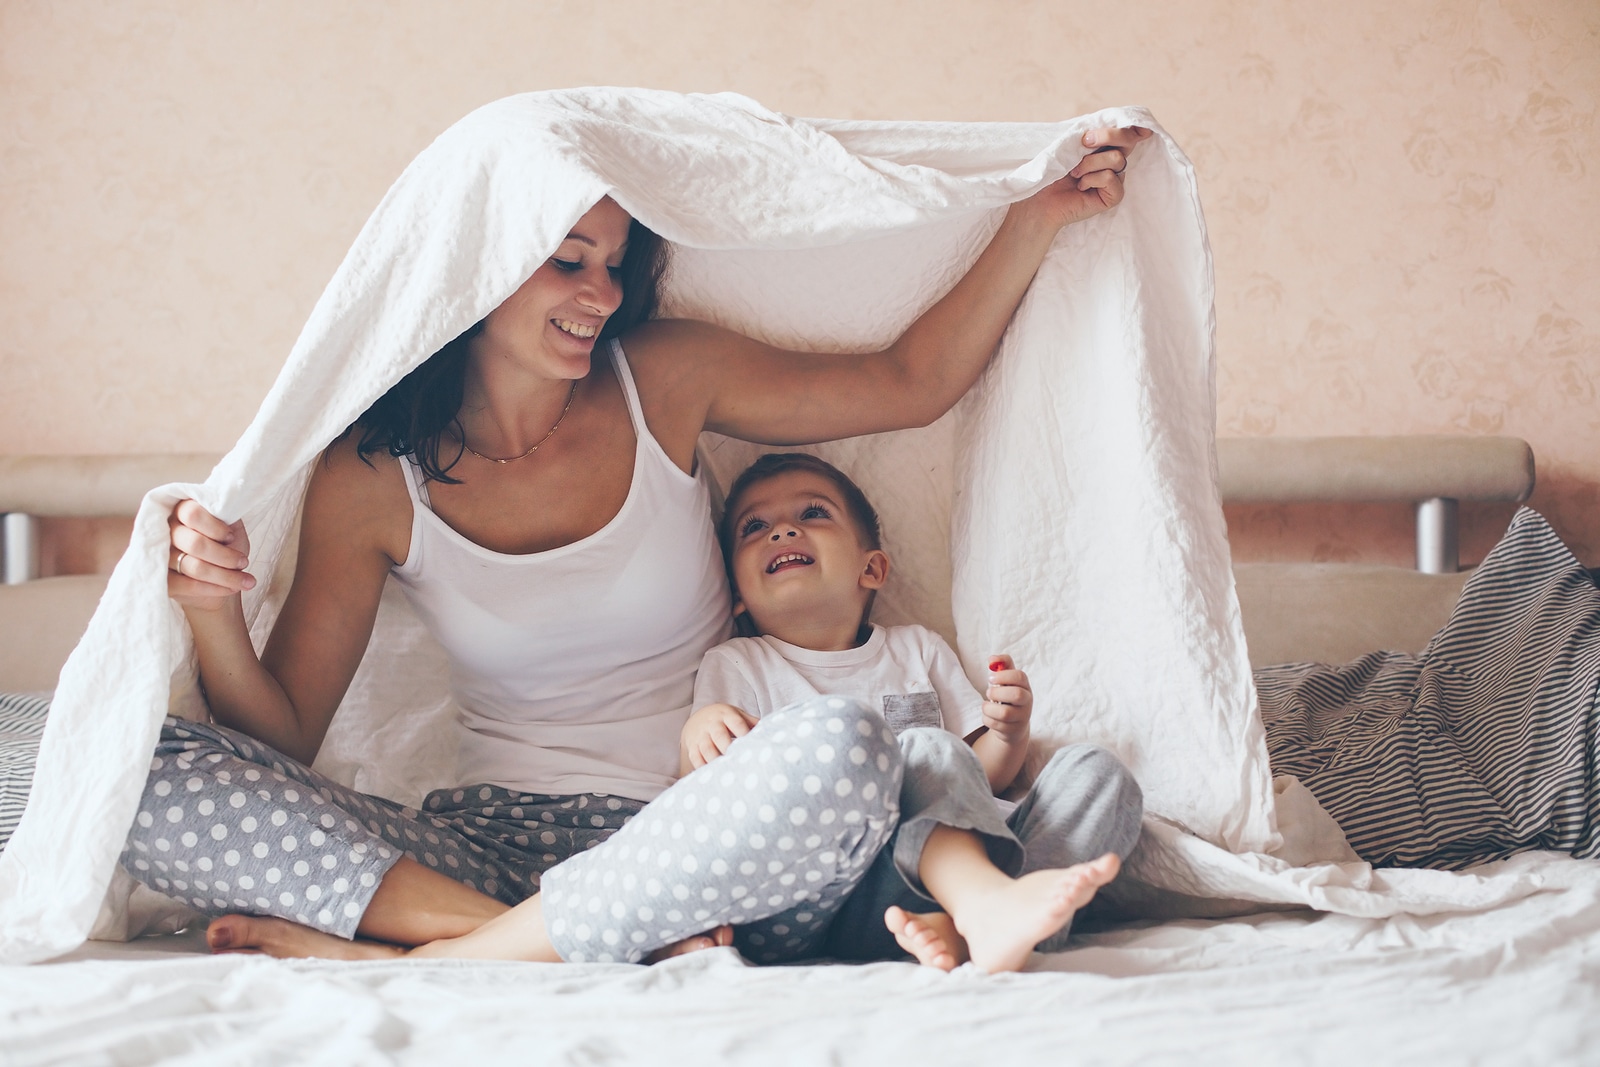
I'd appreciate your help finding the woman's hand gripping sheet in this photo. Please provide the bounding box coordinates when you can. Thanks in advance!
[168,499,255,603]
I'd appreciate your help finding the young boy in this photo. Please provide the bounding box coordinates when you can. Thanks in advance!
[683,452,1143,972]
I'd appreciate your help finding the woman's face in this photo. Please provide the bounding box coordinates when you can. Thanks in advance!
[478,197,634,380]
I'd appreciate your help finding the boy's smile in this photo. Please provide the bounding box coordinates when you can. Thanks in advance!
[766,550,814,574]
[727,469,889,651]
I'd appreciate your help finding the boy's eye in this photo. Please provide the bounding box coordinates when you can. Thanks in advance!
[739,517,768,538]
[800,504,830,520]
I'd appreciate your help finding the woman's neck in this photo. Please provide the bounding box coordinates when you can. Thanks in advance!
[457,348,589,458]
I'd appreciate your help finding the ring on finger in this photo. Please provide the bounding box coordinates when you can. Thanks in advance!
[174,550,186,574]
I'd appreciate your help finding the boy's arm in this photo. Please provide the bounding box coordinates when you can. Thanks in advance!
[966,655,1032,793]
[685,644,765,775]
[920,629,1031,793]
[680,703,758,775]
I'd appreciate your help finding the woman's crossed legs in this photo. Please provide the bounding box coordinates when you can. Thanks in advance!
[121,697,903,962]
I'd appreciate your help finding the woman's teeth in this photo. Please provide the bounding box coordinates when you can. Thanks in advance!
[554,319,598,339]
[767,553,813,573]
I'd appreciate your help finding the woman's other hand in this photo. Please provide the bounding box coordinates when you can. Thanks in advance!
[168,498,256,606]
[1017,125,1153,231]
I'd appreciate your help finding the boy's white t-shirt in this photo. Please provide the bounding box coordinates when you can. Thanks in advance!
[692,624,986,740]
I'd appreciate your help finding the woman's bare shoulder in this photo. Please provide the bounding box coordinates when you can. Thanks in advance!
[622,317,746,366]
[620,317,758,404]
[303,433,413,564]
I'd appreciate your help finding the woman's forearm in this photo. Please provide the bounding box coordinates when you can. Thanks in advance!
[172,444,398,766]
[183,597,313,762]
[877,203,1063,427]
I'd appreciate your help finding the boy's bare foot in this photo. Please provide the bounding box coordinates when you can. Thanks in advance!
[206,915,403,960]
[884,907,968,971]
[644,924,735,963]
[942,853,1120,974]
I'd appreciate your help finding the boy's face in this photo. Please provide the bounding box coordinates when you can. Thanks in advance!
[725,469,889,638]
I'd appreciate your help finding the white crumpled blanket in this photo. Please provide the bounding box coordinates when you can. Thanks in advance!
[0,89,1577,965]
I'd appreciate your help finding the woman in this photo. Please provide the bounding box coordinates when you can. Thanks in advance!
[128,126,1151,963]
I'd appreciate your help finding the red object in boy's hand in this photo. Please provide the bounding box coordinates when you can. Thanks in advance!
[988,659,1006,672]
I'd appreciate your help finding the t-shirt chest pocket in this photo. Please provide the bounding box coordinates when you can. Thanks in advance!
[880,692,942,735]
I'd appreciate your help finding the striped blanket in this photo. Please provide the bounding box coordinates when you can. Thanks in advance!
[0,693,49,852]
[1261,508,1600,869]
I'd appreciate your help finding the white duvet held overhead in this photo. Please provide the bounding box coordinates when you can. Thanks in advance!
[0,88,1275,964]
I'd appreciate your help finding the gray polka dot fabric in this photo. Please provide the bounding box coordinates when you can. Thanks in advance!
[123,698,901,959]
[542,696,903,964]
[121,718,642,939]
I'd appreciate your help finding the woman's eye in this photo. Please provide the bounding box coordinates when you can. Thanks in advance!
[739,518,768,537]
[552,259,582,272]
[607,265,624,277]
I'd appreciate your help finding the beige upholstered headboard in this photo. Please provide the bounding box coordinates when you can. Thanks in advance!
[0,438,1536,690]
[1221,436,1534,666]
[0,455,217,691]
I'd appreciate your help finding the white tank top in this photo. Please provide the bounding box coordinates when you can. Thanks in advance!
[392,340,733,801]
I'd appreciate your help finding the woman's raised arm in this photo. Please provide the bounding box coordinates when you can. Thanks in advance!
[166,436,408,764]
[628,126,1149,455]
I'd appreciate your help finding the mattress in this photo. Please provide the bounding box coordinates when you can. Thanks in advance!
[11,856,1598,1064]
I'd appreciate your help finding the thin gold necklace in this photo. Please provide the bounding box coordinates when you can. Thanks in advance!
[460,380,579,464]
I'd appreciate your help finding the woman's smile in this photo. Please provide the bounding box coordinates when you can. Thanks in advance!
[476,197,631,379]
[552,318,599,340]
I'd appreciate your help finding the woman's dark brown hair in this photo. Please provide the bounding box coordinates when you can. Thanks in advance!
[348,217,669,483]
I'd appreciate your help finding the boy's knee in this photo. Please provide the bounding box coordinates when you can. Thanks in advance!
[896,726,965,761]
[1038,744,1144,824]
[1040,743,1137,788]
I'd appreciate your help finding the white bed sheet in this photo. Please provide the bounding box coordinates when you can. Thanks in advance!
[10,853,1598,1065]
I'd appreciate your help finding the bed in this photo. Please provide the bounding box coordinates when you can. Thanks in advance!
[5,435,1597,1065]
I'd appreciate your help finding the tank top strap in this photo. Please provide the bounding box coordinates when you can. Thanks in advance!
[608,338,648,439]
[393,453,430,575]
[610,337,695,479]
[397,452,433,509]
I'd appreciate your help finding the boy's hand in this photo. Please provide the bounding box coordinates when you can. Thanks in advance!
[680,703,758,773]
[983,655,1032,746]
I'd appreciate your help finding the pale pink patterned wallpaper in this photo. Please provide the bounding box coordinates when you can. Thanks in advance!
[2,1,1596,565]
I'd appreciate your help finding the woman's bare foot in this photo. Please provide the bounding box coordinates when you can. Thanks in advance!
[206,914,404,960]
[951,854,1121,973]
[208,909,734,966]
[884,907,968,971]
[644,924,735,963]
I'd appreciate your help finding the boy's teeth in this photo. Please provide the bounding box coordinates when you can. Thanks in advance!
[555,319,597,338]
[767,553,812,573]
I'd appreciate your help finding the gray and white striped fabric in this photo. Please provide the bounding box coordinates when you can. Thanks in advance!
[0,692,50,854]
[1260,508,1600,870]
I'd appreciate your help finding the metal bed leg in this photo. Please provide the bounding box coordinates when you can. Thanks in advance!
[2,512,39,585]
[1415,496,1459,574]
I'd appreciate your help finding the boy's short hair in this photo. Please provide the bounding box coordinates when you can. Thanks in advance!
[719,452,882,560]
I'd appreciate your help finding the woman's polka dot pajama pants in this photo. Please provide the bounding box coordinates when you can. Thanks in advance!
[120,697,902,962]
[540,697,903,964]
[121,718,644,939]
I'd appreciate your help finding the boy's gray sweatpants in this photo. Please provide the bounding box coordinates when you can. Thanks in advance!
[823,729,1144,960]
[122,697,902,964]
